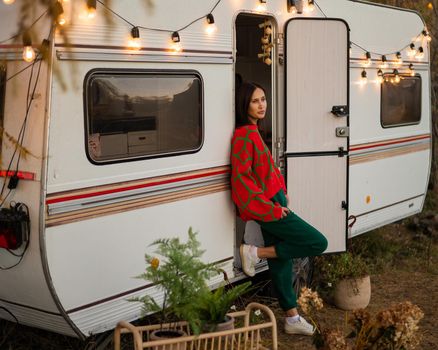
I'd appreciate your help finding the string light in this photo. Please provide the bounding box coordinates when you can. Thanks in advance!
[395,52,402,65]
[422,30,432,42]
[409,63,415,76]
[170,31,182,52]
[427,2,433,10]
[53,1,66,26]
[308,0,315,12]
[86,0,97,19]
[393,69,400,83]
[407,43,417,57]
[128,26,141,50]
[364,51,372,66]
[380,55,388,68]
[205,14,217,35]
[256,0,267,12]
[376,69,384,84]
[3,0,15,4]
[360,69,367,85]
[415,46,424,59]
[287,0,297,14]
[22,32,36,63]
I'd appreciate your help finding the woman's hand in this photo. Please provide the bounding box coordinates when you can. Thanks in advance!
[280,206,290,218]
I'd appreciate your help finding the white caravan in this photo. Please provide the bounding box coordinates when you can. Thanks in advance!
[0,0,431,338]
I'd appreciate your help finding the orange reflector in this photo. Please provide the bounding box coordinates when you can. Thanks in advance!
[0,170,36,181]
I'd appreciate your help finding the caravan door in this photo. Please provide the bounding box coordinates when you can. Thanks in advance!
[284,18,349,253]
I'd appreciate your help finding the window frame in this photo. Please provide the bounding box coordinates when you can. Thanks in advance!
[0,65,6,129]
[83,68,204,165]
[380,73,422,129]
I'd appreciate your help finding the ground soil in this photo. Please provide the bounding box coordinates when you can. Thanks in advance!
[258,268,438,349]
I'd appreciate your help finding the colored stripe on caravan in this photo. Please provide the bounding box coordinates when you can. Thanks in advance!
[45,166,230,227]
[349,134,431,165]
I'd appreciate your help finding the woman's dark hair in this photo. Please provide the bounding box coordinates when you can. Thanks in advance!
[236,82,266,127]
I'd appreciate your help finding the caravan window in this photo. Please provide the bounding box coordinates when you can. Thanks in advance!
[381,75,421,128]
[85,70,203,164]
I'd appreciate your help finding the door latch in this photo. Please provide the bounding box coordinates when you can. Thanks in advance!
[331,105,349,118]
[336,127,349,137]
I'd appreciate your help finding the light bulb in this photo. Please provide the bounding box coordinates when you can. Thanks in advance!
[128,27,141,50]
[393,69,400,83]
[415,46,424,59]
[376,69,384,84]
[58,14,67,26]
[380,55,388,68]
[87,7,96,19]
[364,51,371,66]
[308,0,315,12]
[407,43,416,57]
[3,0,16,4]
[409,64,415,76]
[360,69,367,85]
[23,46,36,62]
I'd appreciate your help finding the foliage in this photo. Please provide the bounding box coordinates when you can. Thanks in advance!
[298,288,424,350]
[196,280,252,331]
[314,252,369,288]
[131,227,219,335]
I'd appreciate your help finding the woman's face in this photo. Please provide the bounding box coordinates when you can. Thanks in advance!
[247,88,267,124]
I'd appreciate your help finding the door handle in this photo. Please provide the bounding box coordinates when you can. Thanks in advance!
[331,105,348,118]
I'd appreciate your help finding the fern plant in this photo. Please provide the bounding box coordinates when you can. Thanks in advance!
[132,227,218,335]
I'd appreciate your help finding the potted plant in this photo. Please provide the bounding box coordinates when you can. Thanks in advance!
[314,251,371,310]
[195,277,252,332]
[131,227,218,343]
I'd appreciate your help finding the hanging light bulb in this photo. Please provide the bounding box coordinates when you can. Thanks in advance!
[128,26,141,50]
[393,69,400,83]
[205,14,217,35]
[415,46,424,59]
[86,0,97,19]
[422,30,432,42]
[287,0,297,14]
[360,69,367,85]
[22,32,36,63]
[409,63,415,76]
[395,52,402,65]
[53,1,66,26]
[170,31,182,52]
[256,0,267,12]
[380,55,388,68]
[376,69,384,84]
[307,0,315,12]
[427,2,433,10]
[407,43,417,57]
[3,0,16,4]
[364,51,372,66]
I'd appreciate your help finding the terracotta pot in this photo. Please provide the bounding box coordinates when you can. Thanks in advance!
[333,275,371,311]
[205,315,235,332]
[149,329,187,350]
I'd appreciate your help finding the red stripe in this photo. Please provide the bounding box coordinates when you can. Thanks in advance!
[350,135,431,152]
[0,170,35,181]
[46,169,229,205]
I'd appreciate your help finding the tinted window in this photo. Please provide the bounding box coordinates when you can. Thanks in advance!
[85,70,203,163]
[381,75,421,127]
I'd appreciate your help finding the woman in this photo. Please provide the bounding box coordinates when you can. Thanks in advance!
[231,82,328,336]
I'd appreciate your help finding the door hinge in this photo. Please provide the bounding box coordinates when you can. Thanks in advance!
[336,127,349,137]
[341,201,348,210]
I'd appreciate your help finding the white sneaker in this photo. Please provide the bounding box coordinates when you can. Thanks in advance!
[284,316,314,336]
[239,244,259,277]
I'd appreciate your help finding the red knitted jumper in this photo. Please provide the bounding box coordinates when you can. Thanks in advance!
[231,124,287,222]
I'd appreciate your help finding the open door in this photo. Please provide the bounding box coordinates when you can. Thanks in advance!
[284,18,349,253]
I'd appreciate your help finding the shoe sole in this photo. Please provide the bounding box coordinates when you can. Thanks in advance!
[284,329,314,336]
[239,245,255,277]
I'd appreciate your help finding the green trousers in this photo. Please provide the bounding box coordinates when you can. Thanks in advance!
[258,190,328,311]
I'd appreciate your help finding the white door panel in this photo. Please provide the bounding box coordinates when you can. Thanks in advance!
[285,18,349,253]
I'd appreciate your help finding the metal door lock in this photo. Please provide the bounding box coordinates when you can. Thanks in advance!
[331,105,349,118]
